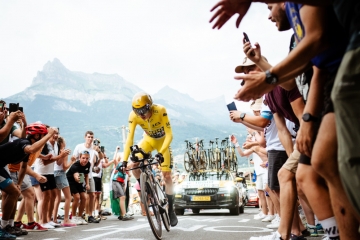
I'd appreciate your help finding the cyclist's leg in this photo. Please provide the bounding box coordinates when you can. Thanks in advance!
[155,142,178,226]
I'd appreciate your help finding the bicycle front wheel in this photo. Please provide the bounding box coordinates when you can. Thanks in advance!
[140,172,162,240]
[184,152,191,172]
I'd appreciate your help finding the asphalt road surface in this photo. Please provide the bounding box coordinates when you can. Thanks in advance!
[17,208,325,240]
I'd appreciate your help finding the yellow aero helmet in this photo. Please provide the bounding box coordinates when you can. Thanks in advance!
[132,92,153,116]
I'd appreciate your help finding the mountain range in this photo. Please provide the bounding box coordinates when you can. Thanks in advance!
[4,59,249,167]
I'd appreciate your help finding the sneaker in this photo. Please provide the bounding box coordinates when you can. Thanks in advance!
[118,215,123,220]
[87,216,100,223]
[169,210,178,227]
[306,224,318,237]
[0,228,16,240]
[290,234,307,240]
[98,215,107,220]
[41,223,55,229]
[122,214,134,221]
[23,222,48,232]
[262,215,276,222]
[271,215,280,224]
[127,211,134,216]
[61,222,77,227]
[249,231,282,240]
[79,218,88,225]
[266,219,280,229]
[316,223,324,233]
[254,212,266,220]
[4,225,22,236]
[48,221,61,227]
[13,222,29,235]
[70,218,82,225]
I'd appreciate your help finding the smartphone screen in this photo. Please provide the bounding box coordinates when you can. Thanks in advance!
[227,102,237,111]
[79,173,85,183]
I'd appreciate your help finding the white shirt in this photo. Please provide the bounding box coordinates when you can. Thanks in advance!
[36,141,57,175]
[252,151,266,175]
[261,104,285,151]
[73,143,98,178]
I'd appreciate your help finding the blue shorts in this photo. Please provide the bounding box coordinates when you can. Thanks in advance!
[54,170,69,190]
[0,167,13,190]
[29,167,39,186]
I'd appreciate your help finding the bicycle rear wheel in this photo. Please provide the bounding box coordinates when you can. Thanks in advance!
[140,172,162,239]
[184,152,191,172]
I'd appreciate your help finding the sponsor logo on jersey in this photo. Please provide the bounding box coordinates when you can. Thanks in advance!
[152,122,161,128]
[153,110,158,113]
[146,126,165,139]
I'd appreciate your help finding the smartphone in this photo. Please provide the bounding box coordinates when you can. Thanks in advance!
[100,146,105,153]
[243,32,255,56]
[243,32,250,43]
[18,107,23,113]
[79,173,85,184]
[9,103,19,113]
[227,102,237,111]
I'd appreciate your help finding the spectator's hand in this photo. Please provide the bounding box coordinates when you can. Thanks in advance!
[19,112,27,127]
[296,121,316,157]
[242,142,252,149]
[47,127,55,136]
[260,161,267,168]
[36,175,47,183]
[71,156,77,163]
[210,0,252,29]
[75,174,81,183]
[230,135,237,144]
[243,41,262,63]
[8,111,22,123]
[60,149,71,158]
[234,71,275,101]
[229,110,241,122]
[16,184,21,191]
[86,184,90,190]
[42,153,53,161]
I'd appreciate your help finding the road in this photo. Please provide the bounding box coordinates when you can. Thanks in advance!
[17,208,324,240]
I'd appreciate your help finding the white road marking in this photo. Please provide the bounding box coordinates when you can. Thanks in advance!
[172,225,207,232]
[82,225,120,231]
[79,223,150,240]
[179,217,226,222]
[203,226,273,233]
[238,219,250,222]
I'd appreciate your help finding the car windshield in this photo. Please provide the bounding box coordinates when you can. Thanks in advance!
[187,172,233,181]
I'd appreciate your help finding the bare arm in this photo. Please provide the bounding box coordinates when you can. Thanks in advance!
[273,113,293,156]
[24,128,55,154]
[102,159,115,168]
[63,156,76,171]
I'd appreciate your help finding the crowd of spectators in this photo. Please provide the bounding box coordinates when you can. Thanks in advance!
[0,102,135,239]
[209,0,360,239]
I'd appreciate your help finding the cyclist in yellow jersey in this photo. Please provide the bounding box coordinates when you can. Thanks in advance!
[122,92,178,226]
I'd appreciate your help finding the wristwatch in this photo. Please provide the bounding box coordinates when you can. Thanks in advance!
[265,70,278,84]
[302,113,318,122]
[240,113,246,121]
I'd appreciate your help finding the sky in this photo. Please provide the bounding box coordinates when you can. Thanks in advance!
[0,0,292,111]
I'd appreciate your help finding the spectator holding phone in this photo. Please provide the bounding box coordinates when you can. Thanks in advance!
[66,150,91,225]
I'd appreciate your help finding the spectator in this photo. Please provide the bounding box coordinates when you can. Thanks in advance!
[93,148,116,220]
[52,136,77,227]
[112,161,133,221]
[72,131,101,223]
[36,127,67,229]
[66,150,91,225]
[0,123,55,239]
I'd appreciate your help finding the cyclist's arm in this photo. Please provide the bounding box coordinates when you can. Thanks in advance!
[159,108,173,155]
[122,112,137,162]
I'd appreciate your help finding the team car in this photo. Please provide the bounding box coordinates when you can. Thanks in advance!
[174,171,245,215]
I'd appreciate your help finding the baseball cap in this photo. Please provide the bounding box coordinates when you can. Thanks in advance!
[235,56,268,73]
[250,97,263,111]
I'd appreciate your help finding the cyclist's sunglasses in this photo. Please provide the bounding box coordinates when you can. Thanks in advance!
[133,104,150,116]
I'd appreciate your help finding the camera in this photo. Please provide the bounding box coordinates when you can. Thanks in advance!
[9,103,23,113]
[100,146,105,153]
